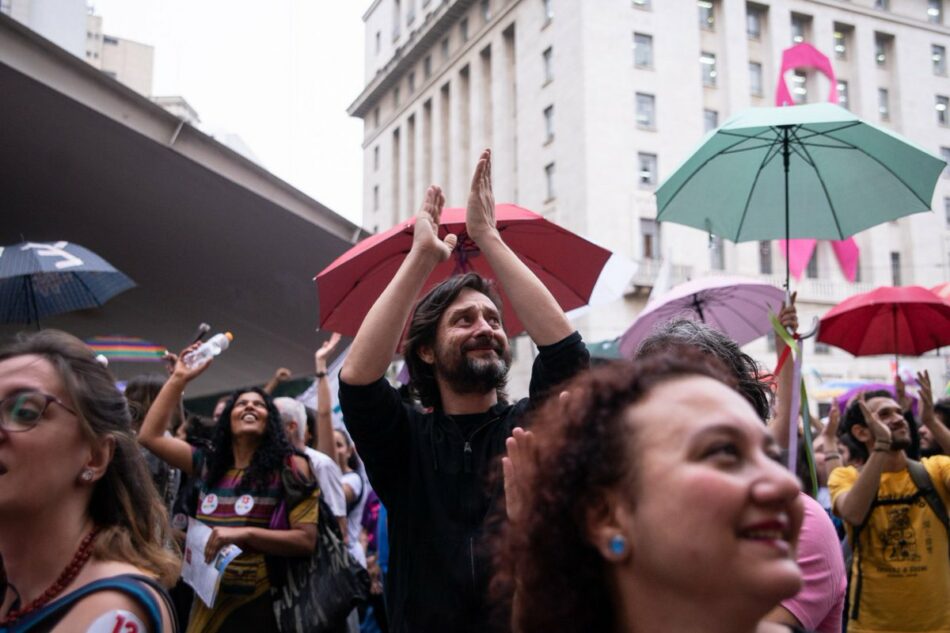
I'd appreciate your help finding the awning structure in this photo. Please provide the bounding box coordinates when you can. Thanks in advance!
[0,14,368,396]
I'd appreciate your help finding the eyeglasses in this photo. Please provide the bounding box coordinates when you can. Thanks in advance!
[0,391,78,432]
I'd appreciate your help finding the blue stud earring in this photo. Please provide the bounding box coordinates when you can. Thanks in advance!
[608,534,627,556]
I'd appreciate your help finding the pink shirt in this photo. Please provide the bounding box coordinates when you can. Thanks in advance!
[782,492,847,633]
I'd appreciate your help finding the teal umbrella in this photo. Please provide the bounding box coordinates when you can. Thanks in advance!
[655,103,946,287]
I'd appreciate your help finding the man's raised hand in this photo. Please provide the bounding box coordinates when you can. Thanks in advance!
[917,370,935,428]
[413,185,457,262]
[857,391,892,445]
[466,148,497,244]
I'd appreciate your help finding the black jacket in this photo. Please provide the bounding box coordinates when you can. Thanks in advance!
[339,332,589,633]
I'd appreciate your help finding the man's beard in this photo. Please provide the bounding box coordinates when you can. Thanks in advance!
[435,336,512,396]
[889,435,912,452]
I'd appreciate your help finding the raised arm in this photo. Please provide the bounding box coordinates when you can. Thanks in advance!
[341,186,458,385]
[918,370,950,453]
[466,149,573,346]
[767,294,798,448]
[832,396,892,525]
[314,333,341,459]
[137,344,211,476]
[263,367,292,395]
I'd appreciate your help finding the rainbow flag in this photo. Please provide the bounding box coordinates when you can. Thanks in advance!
[85,335,167,362]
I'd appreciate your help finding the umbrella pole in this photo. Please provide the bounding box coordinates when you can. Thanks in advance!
[27,278,41,331]
[782,126,791,291]
[892,305,898,378]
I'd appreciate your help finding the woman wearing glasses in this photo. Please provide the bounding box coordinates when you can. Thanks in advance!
[0,330,179,632]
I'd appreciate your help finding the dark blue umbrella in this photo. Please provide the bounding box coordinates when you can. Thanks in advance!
[0,241,135,325]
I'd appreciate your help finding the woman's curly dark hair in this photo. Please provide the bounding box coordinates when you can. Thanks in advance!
[636,318,773,421]
[202,387,293,495]
[491,350,735,633]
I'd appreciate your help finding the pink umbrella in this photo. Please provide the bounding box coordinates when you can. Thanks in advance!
[618,276,785,358]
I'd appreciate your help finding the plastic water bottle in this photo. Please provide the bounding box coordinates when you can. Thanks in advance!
[183,332,233,369]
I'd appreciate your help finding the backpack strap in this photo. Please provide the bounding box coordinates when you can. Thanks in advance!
[10,574,176,633]
[906,459,950,560]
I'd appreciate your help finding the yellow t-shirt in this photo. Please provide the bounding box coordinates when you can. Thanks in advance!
[828,456,950,633]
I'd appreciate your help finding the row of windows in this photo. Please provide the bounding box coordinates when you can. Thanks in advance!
[377,0,492,54]
[702,0,944,33]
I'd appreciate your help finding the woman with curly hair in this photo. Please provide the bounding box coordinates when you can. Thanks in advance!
[494,351,806,633]
[0,330,178,632]
[138,346,318,633]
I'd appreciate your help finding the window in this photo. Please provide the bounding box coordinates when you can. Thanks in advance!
[835,81,849,109]
[749,62,763,96]
[700,52,717,87]
[373,107,380,128]
[373,185,380,211]
[875,0,889,9]
[543,0,554,21]
[890,251,901,286]
[698,0,715,30]
[408,72,416,94]
[441,38,450,61]
[394,87,401,108]
[938,95,949,126]
[928,0,942,24]
[373,146,380,171]
[543,105,554,142]
[636,93,656,128]
[641,218,660,259]
[945,197,950,226]
[545,163,556,200]
[634,33,653,68]
[703,109,719,132]
[542,47,554,83]
[638,152,658,187]
[792,71,807,104]
[460,18,469,42]
[874,33,889,67]
[709,235,725,270]
[482,0,491,22]
[746,4,762,39]
[759,241,772,274]
[103,35,118,45]
[375,31,381,54]
[790,14,809,44]
[934,45,947,75]
[942,147,950,177]
[814,341,831,355]
[424,55,433,79]
[806,250,818,278]
[766,331,776,353]
[833,25,850,60]
[878,88,890,121]
[633,0,651,8]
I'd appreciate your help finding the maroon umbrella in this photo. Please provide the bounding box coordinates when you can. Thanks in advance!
[817,286,950,362]
[315,204,612,337]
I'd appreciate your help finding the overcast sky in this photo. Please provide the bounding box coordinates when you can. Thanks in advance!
[91,0,367,226]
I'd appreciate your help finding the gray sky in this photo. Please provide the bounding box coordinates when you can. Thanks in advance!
[91,0,367,226]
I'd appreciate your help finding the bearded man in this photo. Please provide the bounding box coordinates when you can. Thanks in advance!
[829,375,950,633]
[339,149,589,633]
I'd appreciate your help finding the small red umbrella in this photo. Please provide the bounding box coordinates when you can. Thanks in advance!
[316,204,612,337]
[817,286,950,362]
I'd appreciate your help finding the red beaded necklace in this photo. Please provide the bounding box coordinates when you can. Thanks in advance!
[0,527,100,625]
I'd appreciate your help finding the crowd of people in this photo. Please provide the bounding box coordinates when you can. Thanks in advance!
[0,149,947,633]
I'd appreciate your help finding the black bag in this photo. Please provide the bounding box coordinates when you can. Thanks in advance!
[269,459,371,633]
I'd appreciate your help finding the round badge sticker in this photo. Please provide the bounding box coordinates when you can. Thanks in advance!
[85,609,146,633]
[234,494,255,516]
[200,493,219,515]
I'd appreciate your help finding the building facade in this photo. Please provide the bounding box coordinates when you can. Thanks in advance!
[350,0,949,398]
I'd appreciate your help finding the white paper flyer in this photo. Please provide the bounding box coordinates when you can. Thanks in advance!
[181,517,243,608]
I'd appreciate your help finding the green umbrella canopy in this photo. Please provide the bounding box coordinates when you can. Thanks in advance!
[656,103,946,242]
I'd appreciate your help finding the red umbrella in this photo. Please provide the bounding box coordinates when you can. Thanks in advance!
[316,204,612,337]
[817,286,950,361]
